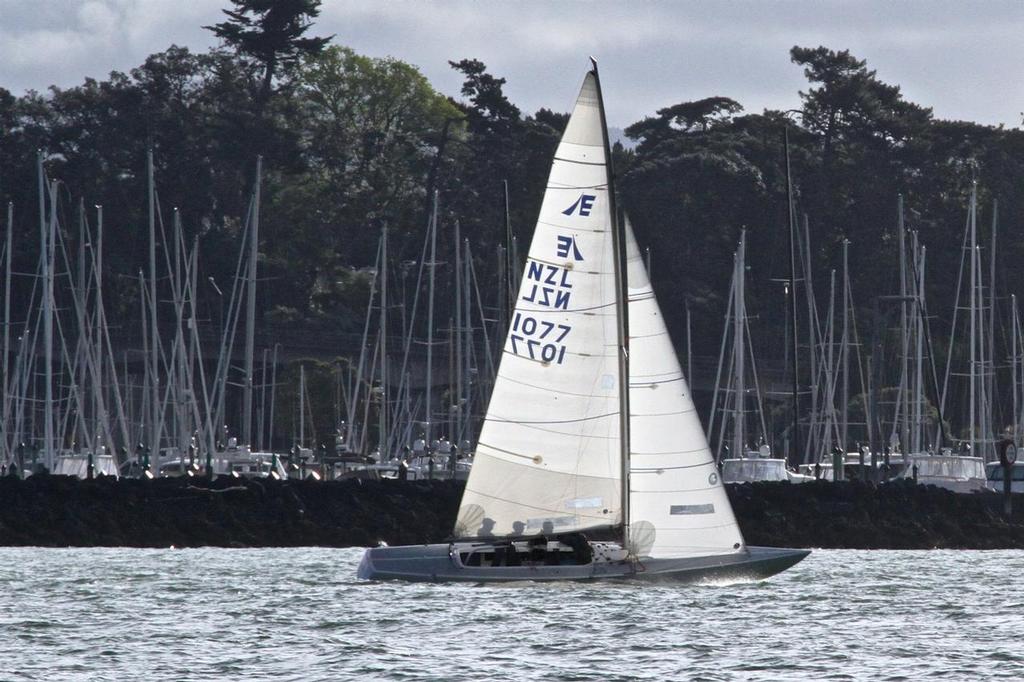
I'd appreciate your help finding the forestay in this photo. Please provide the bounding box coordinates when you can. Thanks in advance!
[624,219,746,559]
[455,72,621,538]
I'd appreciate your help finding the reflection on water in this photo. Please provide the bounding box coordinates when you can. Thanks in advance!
[0,547,1021,680]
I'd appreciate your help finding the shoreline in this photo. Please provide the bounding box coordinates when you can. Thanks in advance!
[1,475,1022,550]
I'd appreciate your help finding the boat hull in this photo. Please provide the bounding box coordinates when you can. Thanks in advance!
[357,544,809,583]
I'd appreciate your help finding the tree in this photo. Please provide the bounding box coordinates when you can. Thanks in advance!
[205,0,331,107]
[255,47,462,325]
[448,58,521,136]
[441,59,563,259]
[625,97,743,154]
[790,46,931,159]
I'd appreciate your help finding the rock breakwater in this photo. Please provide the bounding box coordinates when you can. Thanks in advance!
[1,475,1022,549]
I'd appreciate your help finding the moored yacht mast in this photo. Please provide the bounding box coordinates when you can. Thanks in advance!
[40,154,55,470]
[733,232,746,459]
[425,191,438,451]
[147,151,160,460]
[898,195,910,455]
[3,202,12,463]
[841,239,849,455]
[783,129,800,467]
[588,58,631,548]
[242,157,262,447]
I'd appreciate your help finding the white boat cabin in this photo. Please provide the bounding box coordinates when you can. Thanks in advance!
[985,461,1024,494]
[721,457,813,484]
[52,449,119,479]
[896,454,987,493]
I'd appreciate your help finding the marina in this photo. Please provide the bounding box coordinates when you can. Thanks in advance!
[0,40,1021,518]
[2,1,1024,678]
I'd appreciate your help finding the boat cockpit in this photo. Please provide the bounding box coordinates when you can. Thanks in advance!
[452,535,625,568]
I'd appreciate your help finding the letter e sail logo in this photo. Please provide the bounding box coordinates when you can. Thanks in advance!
[562,193,596,217]
[556,235,584,261]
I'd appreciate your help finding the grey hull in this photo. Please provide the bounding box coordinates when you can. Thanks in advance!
[357,544,809,583]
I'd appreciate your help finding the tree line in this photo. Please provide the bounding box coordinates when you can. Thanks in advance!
[1,2,1022,438]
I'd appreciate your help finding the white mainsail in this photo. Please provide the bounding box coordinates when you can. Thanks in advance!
[624,218,746,559]
[456,67,746,560]
[456,71,622,538]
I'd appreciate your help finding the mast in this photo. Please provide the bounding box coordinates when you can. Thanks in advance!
[802,214,817,463]
[380,225,389,457]
[969,183,978,456]
[463,237,472,449]
[988,200,998,460]
[3,202,11,462]
[76,200,89,451]
[173,209,187,463]
[503,180,515,318]
[96,206,105,454]
[147,150,159,459]
[907,242,946,449]
[46,179,57,469]
[258,348,268,450]
[425,191,438,449]
[841,239,849,455]
[589,58,631,546]
[299,363,306,447]
[139,269,150,463]
[269,343,279,450]
[913,234,924,454]
[243,156,262,446]
[1015,295,1021,442]
[784,129,800,467]
[38,154,54,470]
[824,269,837,456]
[188,237,200,459]
[898,195,910,455]
[454,220,462,450]
[495,243,507,379]
[733,231,746,459]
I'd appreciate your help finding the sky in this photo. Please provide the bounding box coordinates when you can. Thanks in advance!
[1,0,1022,130]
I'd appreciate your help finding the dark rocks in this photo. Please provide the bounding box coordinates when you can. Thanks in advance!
[726,480,1024,549]
[0,475,462,548]
[2,475,1023,548]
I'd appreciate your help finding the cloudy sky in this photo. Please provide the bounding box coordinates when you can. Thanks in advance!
[1,0,1022,130]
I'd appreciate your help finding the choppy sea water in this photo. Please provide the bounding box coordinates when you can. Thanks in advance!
[0,547,1021,680]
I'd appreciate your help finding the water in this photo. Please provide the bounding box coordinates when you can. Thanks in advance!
[0,547,1021,680]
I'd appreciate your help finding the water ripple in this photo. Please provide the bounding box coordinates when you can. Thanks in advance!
[0,548,1022,680]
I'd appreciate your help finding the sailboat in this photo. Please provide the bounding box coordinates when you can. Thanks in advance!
[357,62,809,582]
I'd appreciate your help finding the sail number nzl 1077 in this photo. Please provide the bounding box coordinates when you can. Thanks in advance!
[510,311,570,364]
[510,233,583,365]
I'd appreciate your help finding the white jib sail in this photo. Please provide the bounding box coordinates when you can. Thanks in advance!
[456,71,621,538]
[625,218,746,559]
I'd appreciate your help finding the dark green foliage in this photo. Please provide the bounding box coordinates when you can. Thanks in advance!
[205,0,331,103]
[1,37,1023,446]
